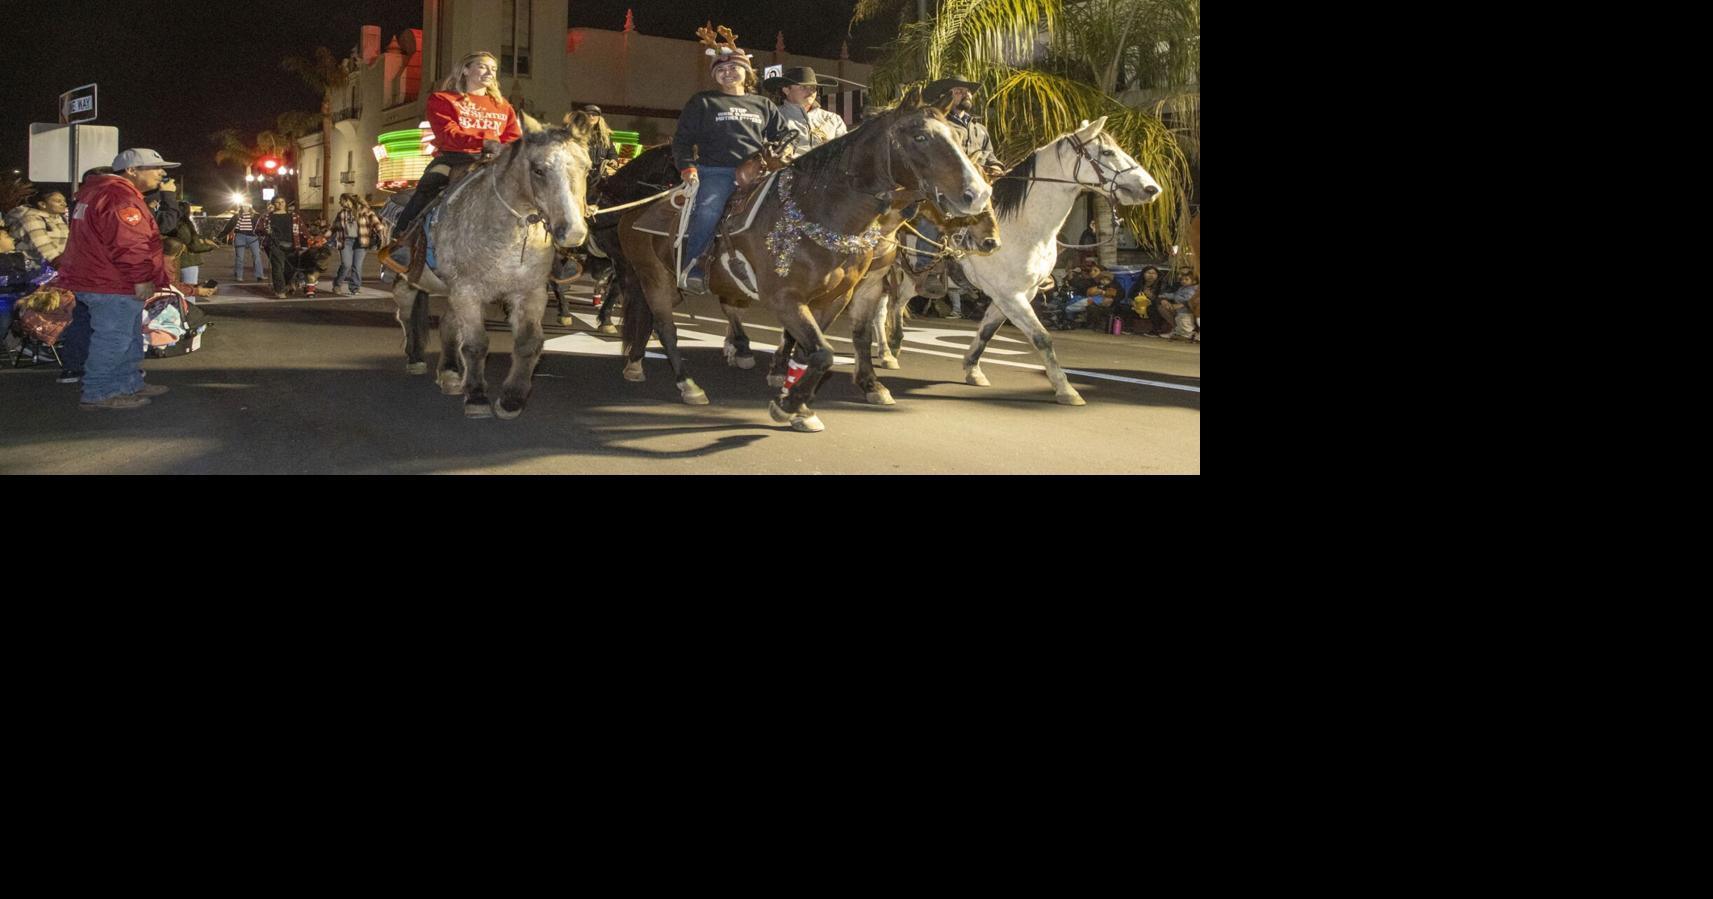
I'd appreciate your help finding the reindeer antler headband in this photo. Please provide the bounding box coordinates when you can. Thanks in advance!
[696,23,753,71]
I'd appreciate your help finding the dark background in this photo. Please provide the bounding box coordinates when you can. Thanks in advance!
[3,0,897,204]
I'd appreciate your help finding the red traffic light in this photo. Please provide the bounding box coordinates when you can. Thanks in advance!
[260,157,280,172]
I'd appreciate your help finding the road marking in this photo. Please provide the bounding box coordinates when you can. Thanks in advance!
[686,316,1199,393]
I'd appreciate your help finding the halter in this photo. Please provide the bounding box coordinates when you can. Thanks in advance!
[992,134,1142,249]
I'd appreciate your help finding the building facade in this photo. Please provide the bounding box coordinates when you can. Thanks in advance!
[297,0,872,209]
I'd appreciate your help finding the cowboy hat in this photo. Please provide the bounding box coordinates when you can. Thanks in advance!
[763,66,837,92]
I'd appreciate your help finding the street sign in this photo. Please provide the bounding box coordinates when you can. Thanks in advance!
[60,84,97,124]
[29,123,119,183]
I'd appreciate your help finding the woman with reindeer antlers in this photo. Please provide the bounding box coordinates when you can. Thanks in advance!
[671,25,790,294]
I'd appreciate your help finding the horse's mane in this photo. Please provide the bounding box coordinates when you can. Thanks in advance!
[991,153,1037,220]
[791,105,941,195]
[596,144,678,205]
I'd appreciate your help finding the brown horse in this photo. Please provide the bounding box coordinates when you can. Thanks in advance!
[616,91,991,432]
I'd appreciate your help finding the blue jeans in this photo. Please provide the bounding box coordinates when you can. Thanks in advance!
[685,166,738,270]
[234,234,264,280]
[78,292,146,402]
[336,240,366,291]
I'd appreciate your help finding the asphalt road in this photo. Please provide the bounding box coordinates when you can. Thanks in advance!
[1,276,1200,474]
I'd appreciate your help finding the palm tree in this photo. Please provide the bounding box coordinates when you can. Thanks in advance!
[281,47,354,212]
[853,0,1198,263]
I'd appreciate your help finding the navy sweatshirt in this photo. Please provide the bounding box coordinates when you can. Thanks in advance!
[672,90,790,172]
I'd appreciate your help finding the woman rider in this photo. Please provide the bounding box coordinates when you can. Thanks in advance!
[672,26,789,294]
[389,51,523,247]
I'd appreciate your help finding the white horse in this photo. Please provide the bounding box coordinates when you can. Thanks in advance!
[869,117,1161,405]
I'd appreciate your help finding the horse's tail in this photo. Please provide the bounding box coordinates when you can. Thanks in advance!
[618,253,654,359]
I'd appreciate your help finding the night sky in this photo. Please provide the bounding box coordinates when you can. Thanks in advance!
[4,0,896,203]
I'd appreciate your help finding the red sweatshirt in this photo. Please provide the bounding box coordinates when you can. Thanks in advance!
[426,91,523,154]
[56,175,190,295]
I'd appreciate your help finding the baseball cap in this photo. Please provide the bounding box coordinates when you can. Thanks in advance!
[111,148,181,170]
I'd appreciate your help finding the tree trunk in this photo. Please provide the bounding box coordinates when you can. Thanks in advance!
[1091,194,1119,268]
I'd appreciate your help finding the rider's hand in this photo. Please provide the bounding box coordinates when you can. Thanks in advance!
[680,167,699,185]
[483,139,503,158]
[984,163,1006,181]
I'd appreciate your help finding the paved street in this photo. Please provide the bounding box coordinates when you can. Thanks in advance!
[1,273,1200,474]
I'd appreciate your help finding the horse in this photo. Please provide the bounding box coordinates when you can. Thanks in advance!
[615,90,991,432]
[389,121,593,419]
[584,144,682,335]
[758,199,1003,405]
[864,117,1161,405]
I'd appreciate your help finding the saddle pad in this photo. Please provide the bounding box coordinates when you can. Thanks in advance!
[630,186,691,237]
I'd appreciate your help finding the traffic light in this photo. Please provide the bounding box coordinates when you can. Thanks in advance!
[259,157,280,173]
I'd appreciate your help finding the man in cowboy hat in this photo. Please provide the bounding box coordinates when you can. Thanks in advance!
[764,66,848,156]
[924,75,1005,181]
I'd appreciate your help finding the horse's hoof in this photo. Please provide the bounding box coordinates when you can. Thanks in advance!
[791,413,825,433]
[727,354,756,370]
[866,388,895,406]
[558,315,574,326]
[966,369,991,387]
[881,358,901,370]
[622,362,645,382]
[678,379,709,405]
[405,362,428,375]
[598,323,619,335]
[769,400,793,424]
[438,373,463,395]
[1056,390,1087,406]
[495,398,524,420]
[464,402,494,419]
[766,374,786,388]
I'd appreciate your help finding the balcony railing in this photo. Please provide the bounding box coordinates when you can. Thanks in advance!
[333,107,361,123]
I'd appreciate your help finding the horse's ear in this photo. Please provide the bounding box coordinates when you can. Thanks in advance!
[521,112,545,134]
[1076,116,1108,140]
[901,85,924,110]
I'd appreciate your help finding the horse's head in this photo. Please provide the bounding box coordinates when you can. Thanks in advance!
[510,126,591,249]
[1061,117,1162,207]
[887,92,991,217]
[920,199,1002,256]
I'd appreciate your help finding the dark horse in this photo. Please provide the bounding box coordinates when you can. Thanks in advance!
[616,90,991,432]
[582,145,682,334]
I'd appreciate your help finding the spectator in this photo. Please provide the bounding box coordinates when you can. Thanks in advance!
[219,200,266,281]
[1157,270,1198,341]
[262,196,305,299]
[53,148,194,410]
[8,190,71,268]
[50,168,117,384]
[1127,265,1162,334]
[0,229,33,356]
[330,194,387,296]
[1088,285,1122,333]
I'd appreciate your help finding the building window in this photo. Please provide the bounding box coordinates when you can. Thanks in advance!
[502,0,532,77]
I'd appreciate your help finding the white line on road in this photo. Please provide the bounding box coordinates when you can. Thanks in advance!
[686,315,1200,393]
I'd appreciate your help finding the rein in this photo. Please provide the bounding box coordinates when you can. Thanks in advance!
[992,134,1138,249]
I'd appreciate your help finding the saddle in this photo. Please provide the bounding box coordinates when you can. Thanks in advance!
[380,156,487,277]
[629,143,792,256]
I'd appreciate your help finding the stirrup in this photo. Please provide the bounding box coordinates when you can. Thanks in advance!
[379,243,411,275]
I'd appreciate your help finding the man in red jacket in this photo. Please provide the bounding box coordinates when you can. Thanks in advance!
[56,148,193,410]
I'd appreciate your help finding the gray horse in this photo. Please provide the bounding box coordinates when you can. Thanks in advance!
[391,122,593,419]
